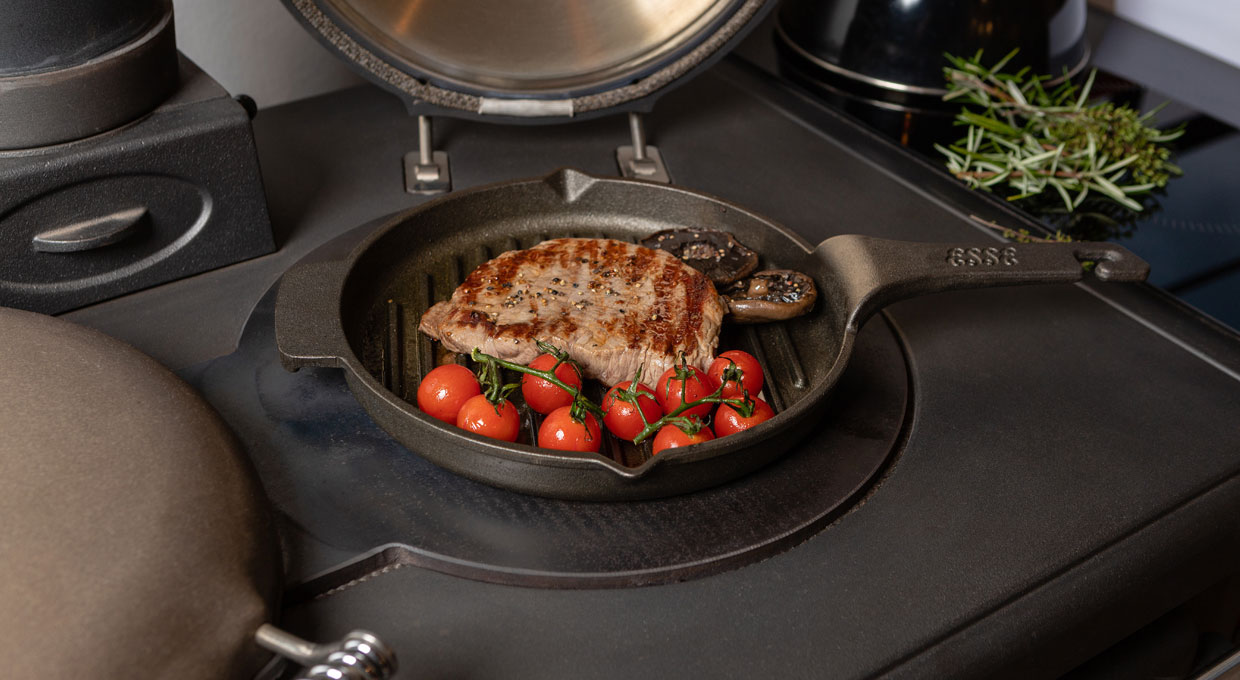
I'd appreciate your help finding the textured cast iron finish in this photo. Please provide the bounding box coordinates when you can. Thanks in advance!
[191,284,907,587]
[0,3,179,149]
[276,168,1148,500]
[776,0,1088,106]
[281,0,774,123]
[0,0,168,75]
[0,58,274,314]
[0,307,280,679]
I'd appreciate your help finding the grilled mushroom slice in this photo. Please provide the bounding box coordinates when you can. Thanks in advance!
[640,228,759,284]
[722,270,818,323]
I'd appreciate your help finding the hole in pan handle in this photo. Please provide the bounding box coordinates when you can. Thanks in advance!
[275,259,353,371]
[813,235,1150,332]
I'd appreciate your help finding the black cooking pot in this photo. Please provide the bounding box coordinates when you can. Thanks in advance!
[776,0,1090,106]
[275,169,1147,501]
[0,0,179,148]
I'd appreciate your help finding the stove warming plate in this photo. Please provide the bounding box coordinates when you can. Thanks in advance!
[189,249,909,589]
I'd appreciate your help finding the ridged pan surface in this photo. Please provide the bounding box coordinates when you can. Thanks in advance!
[276,168,1149,500]
[279,170,843,500]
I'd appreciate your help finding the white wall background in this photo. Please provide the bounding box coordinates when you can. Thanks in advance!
[172,0,364,109]
[174,0,1240,109]
[1094,0,1240,70]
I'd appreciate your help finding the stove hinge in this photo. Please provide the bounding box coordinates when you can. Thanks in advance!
[616,112,672,183]
[404,115,452,195]
[254,624,398,680]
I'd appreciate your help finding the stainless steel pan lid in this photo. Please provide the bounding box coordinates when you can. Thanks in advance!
[283,0,771,120]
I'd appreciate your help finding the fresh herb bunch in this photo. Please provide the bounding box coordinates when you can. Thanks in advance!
[935,49,1184,212]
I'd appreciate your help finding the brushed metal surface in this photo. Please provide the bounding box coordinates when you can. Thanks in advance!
[322,0,737,92]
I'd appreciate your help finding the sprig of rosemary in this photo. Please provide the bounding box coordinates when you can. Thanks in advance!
[935,49,1183,212]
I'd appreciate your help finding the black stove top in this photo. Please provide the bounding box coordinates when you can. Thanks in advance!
[751,9,1240,334]
[60,15,1240,680]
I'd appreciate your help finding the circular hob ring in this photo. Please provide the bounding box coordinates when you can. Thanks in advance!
[191,242,910,590]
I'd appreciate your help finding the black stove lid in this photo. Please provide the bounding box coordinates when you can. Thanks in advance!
[283,0,772,122]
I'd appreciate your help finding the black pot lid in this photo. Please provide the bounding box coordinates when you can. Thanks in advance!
[283,0,772,121]
[0,308,280,678]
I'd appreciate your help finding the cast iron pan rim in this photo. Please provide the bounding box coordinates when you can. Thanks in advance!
[340,168,819,259]
[331,168,840,478]
[342,334,853,478]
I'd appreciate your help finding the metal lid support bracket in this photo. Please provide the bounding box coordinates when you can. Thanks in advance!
[403,115,451,194]
[616,112,671,183]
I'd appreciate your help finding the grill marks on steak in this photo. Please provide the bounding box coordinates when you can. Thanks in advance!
[418,238,726,386]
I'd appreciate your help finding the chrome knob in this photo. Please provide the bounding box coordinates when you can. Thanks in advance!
[255,625,397,680]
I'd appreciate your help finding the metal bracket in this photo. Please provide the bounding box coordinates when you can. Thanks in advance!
[255,624,397,680]
[403,115,451,194]
[616,112,671,183]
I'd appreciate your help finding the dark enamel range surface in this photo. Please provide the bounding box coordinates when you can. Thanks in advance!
[68,45,1240,680]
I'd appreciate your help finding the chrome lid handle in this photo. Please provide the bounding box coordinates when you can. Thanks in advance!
[255,624,398,680]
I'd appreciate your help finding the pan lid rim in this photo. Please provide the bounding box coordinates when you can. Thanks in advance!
[283,0,772,120]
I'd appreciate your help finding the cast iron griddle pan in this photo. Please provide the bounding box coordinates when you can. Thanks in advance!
[276,168,1148,500]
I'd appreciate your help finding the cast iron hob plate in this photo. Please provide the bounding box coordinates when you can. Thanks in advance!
[186,278,911,592]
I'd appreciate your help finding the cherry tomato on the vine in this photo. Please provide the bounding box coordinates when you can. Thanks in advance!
[654,365,715,419]
[538,406,602,452]
[602,381,663,442]
[651,422,714,455]
[521,353,583,414]
[455,394,521,442]
[417,364,481,424]
[708,350,764,400]
[713,397,775,438]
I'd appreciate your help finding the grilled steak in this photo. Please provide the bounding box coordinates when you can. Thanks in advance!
[418,238,726,386]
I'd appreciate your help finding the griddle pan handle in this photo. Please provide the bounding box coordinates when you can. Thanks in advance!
[813,235,1149,332]
[275,260,352,371]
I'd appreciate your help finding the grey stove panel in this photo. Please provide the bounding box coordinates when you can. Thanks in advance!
[64,54,1240,679]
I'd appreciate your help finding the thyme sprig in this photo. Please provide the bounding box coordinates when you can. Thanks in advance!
[967,213,1096,271]
[936,49,1183,212]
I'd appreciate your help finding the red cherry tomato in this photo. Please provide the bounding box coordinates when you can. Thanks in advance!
[538,406,602,452]
[455,394,521,442]
[713,397,775,438]
[708,350,765,400]
[602,381,663,442]
[417,364,481,424]
[521,353,584,415]
[654,365,714,419]
[651,422,715,454]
